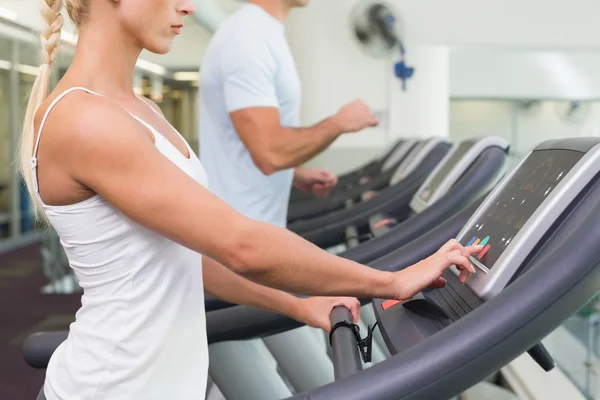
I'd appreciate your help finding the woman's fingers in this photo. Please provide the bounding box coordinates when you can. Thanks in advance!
[459,269,470,284]
[446,250,476,274]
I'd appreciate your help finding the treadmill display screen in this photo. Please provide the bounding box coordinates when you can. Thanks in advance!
[419,141,474,202]
[459,149,583,271]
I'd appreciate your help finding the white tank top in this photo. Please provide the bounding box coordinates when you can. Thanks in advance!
[33,87,209,400]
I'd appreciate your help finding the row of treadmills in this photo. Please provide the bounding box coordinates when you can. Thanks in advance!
[23,135,600,399]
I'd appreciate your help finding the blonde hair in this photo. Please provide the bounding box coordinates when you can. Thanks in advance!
[19,0,86,219]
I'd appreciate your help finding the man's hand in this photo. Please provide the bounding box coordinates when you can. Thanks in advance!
[293,297,361,332]
[294,168,338,199]
[331,99,379,133]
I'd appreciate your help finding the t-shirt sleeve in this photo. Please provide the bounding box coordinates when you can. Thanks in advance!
[220,35,279,113]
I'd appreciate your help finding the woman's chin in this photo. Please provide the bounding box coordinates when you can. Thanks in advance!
[145,41,173,56]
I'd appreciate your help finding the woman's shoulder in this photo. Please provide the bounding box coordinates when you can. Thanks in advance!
[33,85,150,151]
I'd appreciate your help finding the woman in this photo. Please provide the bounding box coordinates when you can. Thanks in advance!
[24,0,479,399]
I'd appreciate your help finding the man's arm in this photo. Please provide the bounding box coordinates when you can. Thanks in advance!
[220,35,378,175]
[230,100,378,175]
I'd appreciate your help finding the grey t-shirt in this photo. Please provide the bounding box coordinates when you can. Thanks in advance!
[199,4,301,227]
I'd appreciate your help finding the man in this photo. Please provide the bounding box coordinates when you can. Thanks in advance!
[199,0,378,229]
[198,0,379,397]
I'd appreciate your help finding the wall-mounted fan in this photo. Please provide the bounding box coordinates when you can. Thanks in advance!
[350,1,414,90]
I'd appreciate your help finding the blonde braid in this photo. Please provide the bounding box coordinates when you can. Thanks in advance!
[40,0,64,65]
[18,0,64,220]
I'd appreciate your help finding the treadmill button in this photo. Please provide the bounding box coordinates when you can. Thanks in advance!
[374,219,392,229]
[382,299,402,310]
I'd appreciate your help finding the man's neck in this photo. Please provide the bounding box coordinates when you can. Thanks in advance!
[250,0,290,23]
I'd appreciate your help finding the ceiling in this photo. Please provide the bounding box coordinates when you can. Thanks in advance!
[2,0,600,72]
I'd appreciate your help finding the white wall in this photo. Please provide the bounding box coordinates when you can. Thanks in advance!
[451,49,600,100]
[390,45,449,138]
[287,1,451,173]
[286,3,450,145]
[393,0,600,50]
[286,0,391,150]
[449,101,513,143]
[290,0,600,173]
[5,0,600,70]
[286,0,399,174]
[450,100,600,155]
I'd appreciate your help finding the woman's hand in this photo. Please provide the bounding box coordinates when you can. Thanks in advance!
[393,239,482,301]
[293,296,361,332]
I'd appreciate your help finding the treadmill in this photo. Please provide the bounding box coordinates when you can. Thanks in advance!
[289,138,405,203]
[331,136,509,357]
[289,137,452,237]
[12,156,513,400]
[234,139,443,400]
[28,138,600,400]
[20,135,503,400]
[287,138,425,222]
[290,137,600,399]
[204,137,509,399]
[208,136,510,396]
[21,139,441,400]
[21,137,508,399]
[294,137,510,251]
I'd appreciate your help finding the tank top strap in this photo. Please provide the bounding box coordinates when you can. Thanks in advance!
[30,86,103,197]
[135,93,164,119]
[125,112,160,138]
[134,93,192,155]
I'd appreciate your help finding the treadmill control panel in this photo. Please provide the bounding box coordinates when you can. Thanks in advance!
[458,150,582,272]
[372,139,600,369]
[453,146,600,300]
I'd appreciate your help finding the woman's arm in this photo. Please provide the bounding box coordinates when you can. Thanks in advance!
[45,94,477,302]
[203,255,299,317]
[202,256,360,330]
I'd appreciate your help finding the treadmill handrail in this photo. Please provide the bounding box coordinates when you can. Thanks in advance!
[329,306,363,380]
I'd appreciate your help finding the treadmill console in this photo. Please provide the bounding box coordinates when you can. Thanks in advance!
[389,137,453,186]
[455,143,600,299]
[409,137,509,214]
[380,138,419,172]
[418,141,475,202]
[371,138,600,376]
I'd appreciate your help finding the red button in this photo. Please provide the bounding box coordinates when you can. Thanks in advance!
[382,299,402,310]
[374,219,391,229]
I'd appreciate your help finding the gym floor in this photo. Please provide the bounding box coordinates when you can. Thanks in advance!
[0,245,79,399]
